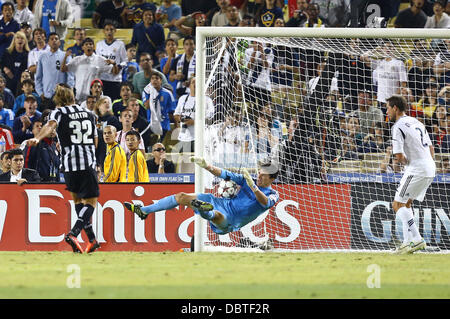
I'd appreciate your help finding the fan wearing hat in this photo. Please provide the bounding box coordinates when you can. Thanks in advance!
[79,78,112,110]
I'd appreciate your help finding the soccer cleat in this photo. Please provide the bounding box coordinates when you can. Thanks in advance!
[190,199,214,212]
[85,240,100,254]
[408,239,426,254]
[394,243,412,255]
[124,202,148,220]
[65,234,83,254]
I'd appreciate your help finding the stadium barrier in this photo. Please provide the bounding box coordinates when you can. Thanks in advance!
[0,182,448,251]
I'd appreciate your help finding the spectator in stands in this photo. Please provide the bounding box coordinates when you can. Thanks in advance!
[349,89,383,136]
[345,115,365,154]
[13,80,41,116]
[408,41,434,101]
[0,148,41,184]
[174,11,207,39]
[379,146,403,173]
[79,79,112,110]
[95,97,121,130]
[121,0,157,28]
[121,43,140,82]
[161,38,179,95]
[96,23,128,101]
[102,125,127,182]
[116,108,145,156]
[61,37,119,103]
[1,31,29,94]
[286,0,309,27]
[371,121,388,152]
[23,119,61,182]
[362,40,408,115]
[441,154,450,173]
[112,82,146,118]
[85,95,97,112]
[66,28,86,58]
[12,95,41,144]
[394,0,428,28]
[180,0,218,17]
[313,0,351,27]
[132,52,168,98]
[438,85,450,107]
[225,5,241,26]
[429,105,448,152]
[239,14,256,27]
[92,0,126,29]
[302,2,325,27]
[32,0,73,48]
[243,40,274,120]
[27,28,49,75]
[35,32,75,111]
[146,142,175,173]
[211,0,231,26]
[142,71,176,142]
[256,0,284,27]
[0,95,14,128]
[0,149,12,173]
[0,3,20,61]
[412,78,440,128]
[433,39,450,88]
[425,0,450,28]
[0,75,15,109]
[125,130,149,182]
[131,8,165,65]
[170,36,196,99]
[0,124,14,153]
[158,0,183,41]
[14,0,34,24]
[127,97,153,150]
[20,22,34,50]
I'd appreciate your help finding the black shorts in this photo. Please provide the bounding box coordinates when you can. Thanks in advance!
[64,167,100,199]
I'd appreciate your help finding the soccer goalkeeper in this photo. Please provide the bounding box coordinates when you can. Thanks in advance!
[124,156,279,234]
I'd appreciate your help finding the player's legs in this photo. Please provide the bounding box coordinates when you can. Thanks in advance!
[124,192,213,220]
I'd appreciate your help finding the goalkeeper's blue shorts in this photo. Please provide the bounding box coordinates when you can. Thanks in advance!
[195,193,234,234]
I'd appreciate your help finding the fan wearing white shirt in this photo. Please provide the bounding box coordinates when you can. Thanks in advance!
[27,28,50,74]
[386,95,436,254]
[95,23,127,101]
[61,37,120,103]
[14,0,34,25]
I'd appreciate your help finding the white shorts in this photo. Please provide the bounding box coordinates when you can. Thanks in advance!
[394,174,434,203]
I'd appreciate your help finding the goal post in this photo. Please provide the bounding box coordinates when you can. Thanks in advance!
[194,27,450,252]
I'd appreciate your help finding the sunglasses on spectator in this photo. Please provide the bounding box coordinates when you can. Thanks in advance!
[153,148,166,152]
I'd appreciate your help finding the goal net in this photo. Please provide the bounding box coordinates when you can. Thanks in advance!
[194,27,450,252]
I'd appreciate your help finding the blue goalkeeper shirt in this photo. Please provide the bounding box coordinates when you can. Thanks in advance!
[197,169,279,234]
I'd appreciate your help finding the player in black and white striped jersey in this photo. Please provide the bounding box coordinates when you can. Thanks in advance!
[27,84,101,254]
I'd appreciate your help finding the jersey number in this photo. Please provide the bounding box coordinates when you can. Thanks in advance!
[415,127,428,147]
[69,120,94,144]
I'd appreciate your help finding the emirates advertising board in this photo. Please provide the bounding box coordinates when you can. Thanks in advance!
[0,182,448,251]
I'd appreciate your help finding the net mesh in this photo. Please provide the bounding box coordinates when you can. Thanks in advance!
[199,34,450,251]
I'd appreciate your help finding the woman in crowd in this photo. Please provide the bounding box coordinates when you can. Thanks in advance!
[0,31,29,95]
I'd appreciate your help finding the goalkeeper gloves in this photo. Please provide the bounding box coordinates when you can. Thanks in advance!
[190,156,209,169]
[242,168,258,192]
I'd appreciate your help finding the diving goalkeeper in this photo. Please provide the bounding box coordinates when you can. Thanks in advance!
[124,156,279,234]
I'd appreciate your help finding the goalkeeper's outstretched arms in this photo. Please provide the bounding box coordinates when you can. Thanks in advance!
[190,156,222,177]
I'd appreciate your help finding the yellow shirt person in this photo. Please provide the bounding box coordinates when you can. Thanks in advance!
[125,130,149,182]
[103,126,127,183]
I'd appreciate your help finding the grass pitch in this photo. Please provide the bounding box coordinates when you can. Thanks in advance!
[0,251,449,299]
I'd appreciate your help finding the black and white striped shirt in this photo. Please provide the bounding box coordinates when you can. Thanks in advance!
[49,105,98,172]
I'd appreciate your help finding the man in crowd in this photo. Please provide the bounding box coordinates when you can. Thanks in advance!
[102,125,127,182]
[12,96,42,144]
[146,142,175,173]
[395,0,428,28]
[0,148,41,184]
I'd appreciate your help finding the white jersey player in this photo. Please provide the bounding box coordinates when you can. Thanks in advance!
[386,95,436,254]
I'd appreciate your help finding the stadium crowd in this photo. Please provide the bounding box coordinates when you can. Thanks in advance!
[0,0,449,184]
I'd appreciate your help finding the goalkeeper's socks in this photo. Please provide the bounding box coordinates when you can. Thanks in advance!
[141,195,178,214]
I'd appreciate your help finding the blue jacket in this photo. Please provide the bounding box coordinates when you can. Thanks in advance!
[131,21,165,63]
[23,137,61,182]
[0,18,20,60]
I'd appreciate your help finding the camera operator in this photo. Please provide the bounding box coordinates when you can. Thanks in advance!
[173,77,214,153]
[286,0,309,27]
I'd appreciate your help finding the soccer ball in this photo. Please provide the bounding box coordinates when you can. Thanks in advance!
[217,180,239,199]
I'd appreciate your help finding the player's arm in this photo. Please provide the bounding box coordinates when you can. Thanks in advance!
[393,152,408,166]
[190,156,222,176]
[430,145,435,160]
[27,120,57,146]
[242,168,269,207]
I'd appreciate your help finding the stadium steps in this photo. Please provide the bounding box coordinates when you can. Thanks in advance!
[329,160,362,174]
[364,153,386,161]
[361,160,381,173]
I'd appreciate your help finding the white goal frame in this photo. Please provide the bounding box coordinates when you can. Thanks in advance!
[194,27,450,252]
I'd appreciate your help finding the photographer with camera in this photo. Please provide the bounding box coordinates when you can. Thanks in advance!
[286,0,309,27]
[173,77,214,153]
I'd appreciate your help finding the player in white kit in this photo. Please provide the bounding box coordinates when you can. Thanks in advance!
[386,95,436,254]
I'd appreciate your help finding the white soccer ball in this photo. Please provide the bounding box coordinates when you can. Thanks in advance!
[217,180,239,199]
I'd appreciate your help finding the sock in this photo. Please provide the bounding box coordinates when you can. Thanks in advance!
[397,206,422,244]
[141,195,178,214]
[84,223,96,243]
[75,203,84,216]
[69,204,95,237]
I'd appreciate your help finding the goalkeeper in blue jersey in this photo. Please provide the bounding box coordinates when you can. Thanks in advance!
[123,156,279,235]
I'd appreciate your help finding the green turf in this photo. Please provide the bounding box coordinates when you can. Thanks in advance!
[0,251,449,299]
